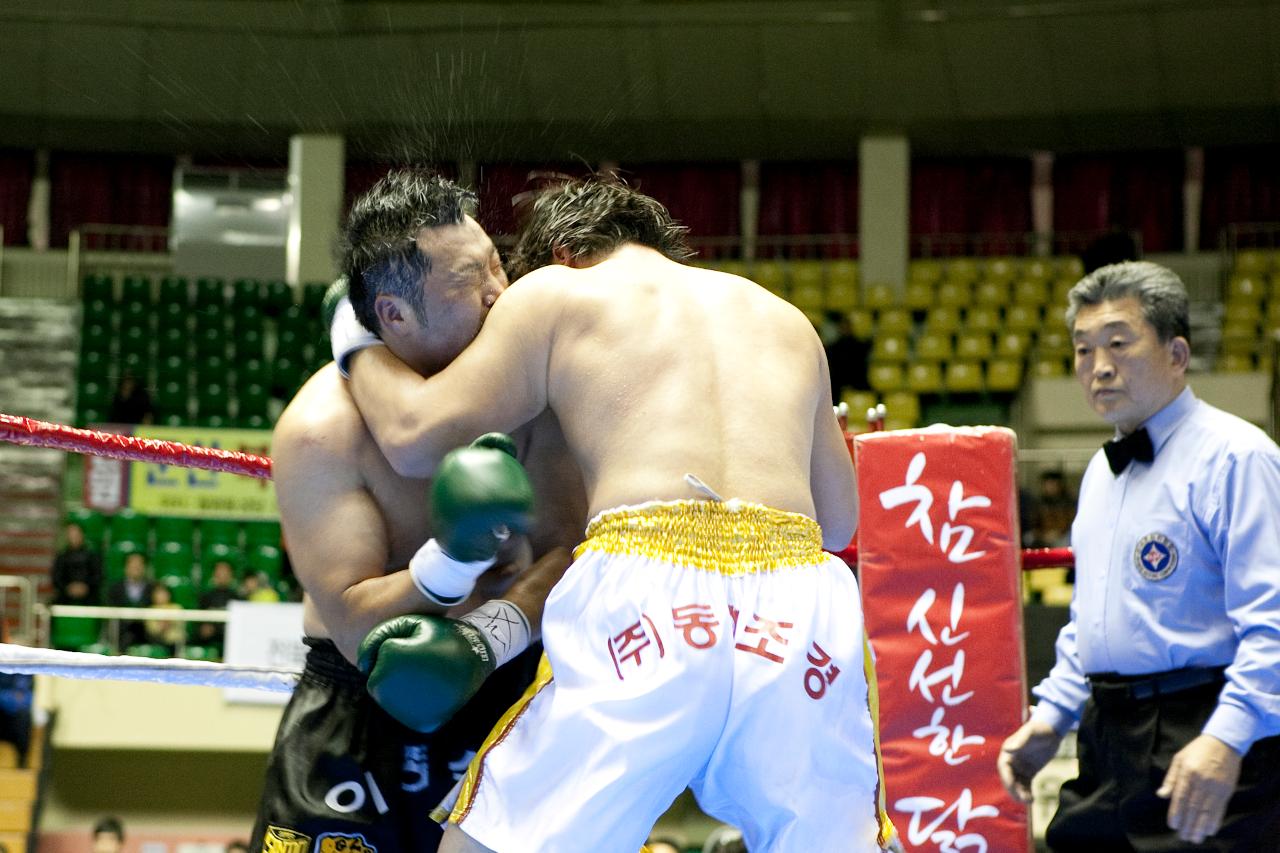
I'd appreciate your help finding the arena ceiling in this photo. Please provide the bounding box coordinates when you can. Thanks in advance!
[0,0,1277,161]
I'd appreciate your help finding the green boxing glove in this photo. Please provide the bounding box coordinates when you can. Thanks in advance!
[358,613,497,733]
[408,434,535,605]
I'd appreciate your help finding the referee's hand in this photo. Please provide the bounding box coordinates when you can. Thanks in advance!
[997,719,1062,803]
[1157,733,1243,845]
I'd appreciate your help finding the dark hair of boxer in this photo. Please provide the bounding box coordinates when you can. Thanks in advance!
[340,168,477,335]
[506,177,693,281]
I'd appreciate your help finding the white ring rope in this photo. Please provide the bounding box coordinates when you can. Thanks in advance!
[0,642,301,692]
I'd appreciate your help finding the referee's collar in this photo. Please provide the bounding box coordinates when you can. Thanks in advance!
[1126,386,1196,458]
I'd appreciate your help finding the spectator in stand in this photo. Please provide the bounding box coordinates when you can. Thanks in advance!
[195,559,241,649]
[1029,470,1077,550]
[107,371,154,425]
[239,571,280,603]
[823,311,871,399]
[104,552,155,649]
[50,521,102,605]
[143,584,185,654]
[91,817,125,853]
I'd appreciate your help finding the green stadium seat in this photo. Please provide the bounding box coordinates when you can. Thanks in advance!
[236,328,266,362]
[1031,357,1069,378]
[244,520,281,548]
[109,509,150,549]
[237,382,271,420]
[875,308,912,336]
[195,278,226,308]
[67,507,107,548]
[1013,279,1049,306]
[828,260,858,290]
[159,276,190,307]
[974,280,1010,307]
[80,641,115,656]
[157,327,189,360]
[1037,329,1073,358]
[83,273,115,304]
[944,258,980,284]
[1218,353,1255,372]
[195,326,228,359]
[121,274,152,305]
[264,280,293,316]
[153,541,195,580]
[231,279,264,309]
[78,378,112,413]
[883,390,921,424]
[118,324,151,360]
[195,383,231,421]
[924,307,961,334]
[995,331,1031,360]
[750,261,787,296]
[275,327,306,360]
[935,280,972,309]
[79,408,105,427]
[1057,256,1085,279]
[78,350,111,386]
[302,282,329,314]
[270,355,301,397]
[1005,304,1042,333]
[840,389,877,421]
[826,277,858,312]
[159,413,185,427]
[154,516,195,547]
[52,616,101,651]
[156,354,187,385]
[966,306,1000,333]
[201,520,242,550]
[1023,259,1053,282]
[862,283,896,311]
[909,260,943,285]
[81,319,113,355]
[248,543,283,582]
[983,257,1019,284]
[239,413,270,430]
[154,380,188,420]
[184,645,221,662]
[125,644,170,659]
[120,299,150,328]
[278,305,309,336]
[155,299,187,329]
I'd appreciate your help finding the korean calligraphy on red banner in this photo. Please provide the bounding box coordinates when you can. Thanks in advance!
[855,426,1029,853]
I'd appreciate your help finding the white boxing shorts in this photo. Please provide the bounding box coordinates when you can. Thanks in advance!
[448,499,894,853]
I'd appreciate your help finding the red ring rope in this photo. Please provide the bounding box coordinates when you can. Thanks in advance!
[1,412,1075,568]
[0,414,272,480]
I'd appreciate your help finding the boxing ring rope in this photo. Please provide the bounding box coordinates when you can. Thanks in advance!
[0,411,1074,691]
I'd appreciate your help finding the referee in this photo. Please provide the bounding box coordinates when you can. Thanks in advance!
[998,261,1280,850]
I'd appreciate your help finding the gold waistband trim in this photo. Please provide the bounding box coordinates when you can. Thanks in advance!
[575,499,827,575]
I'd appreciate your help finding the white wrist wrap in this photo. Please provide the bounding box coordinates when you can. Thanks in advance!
[330,295,385,378]
[408,538,496,606]
[458,599,531,669]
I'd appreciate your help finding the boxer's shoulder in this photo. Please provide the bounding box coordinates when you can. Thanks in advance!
[274,363,366,458]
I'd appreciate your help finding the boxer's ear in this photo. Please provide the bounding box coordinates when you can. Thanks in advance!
[551,244,574,266]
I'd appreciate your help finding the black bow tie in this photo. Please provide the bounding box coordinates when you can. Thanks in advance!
[1104,428,1154,475]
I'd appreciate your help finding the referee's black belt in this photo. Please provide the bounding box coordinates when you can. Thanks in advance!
[1088,666,1226,702]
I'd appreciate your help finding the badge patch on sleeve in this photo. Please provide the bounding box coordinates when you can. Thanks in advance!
[262,827,311,853]
[318,834,376,853]
[1134,533,1178,580]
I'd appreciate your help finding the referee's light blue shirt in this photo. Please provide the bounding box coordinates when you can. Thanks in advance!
[1032,387,1280,753]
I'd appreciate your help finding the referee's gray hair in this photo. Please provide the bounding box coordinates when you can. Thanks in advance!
[1065,261,1190,344]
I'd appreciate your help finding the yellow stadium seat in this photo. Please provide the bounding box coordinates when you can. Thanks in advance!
[1220,323,1260,356]
[1218,353,1255,373]
[884,416,918,432]
[713,260,748,278]
[790,283,825,314]
[1005,304,1042,333]
[868,363,905,393]
[1032,357,1069,378]
[876,308,912,336]
[936,280,972,308]
[863,283,896,311]
[883,390,921,424]
[984,257,1020,283]
[1224,302,1262,326]
[974,280,1010,307]
[945,258,980,284]
[752,261,787,295]
[870,335,910,363]
[1052,277,1076,305]
[924,306,962,334]
[905,281,934,311]
[995,331,1031,360]
[1235,250,1270,276]
[1023,259,1053,282]
[828,260,859,290]
[790,260,825,292]
[1228,275,1266,303]
[944,362,985,393]
[955,332,994,360]
[848,308,874,339]
[1013,279,1050,306]
[826,280,859,312]
[1057,256,1084,279]
[986,359,1024,393]
[1038,329,1073,357]
[841,390,878,419]
[914,332,953,361]
[906,362,944,394]
[966,306,1000,333]
[910,260,943,285]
